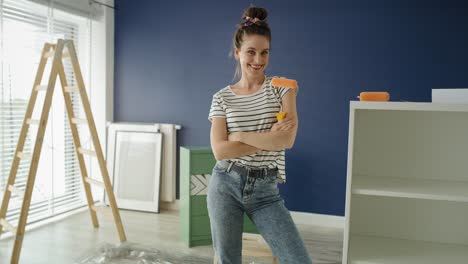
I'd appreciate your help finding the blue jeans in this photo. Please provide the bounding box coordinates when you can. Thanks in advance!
[207,161,313,264]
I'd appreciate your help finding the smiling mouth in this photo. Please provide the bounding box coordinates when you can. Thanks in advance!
[249,64,263,70]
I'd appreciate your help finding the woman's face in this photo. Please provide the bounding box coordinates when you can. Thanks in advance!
[235,34,270,79]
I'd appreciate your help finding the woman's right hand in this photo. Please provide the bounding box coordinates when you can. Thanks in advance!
[271,115,297,132]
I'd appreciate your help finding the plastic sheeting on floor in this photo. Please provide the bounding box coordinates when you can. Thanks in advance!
[75,243,211,264]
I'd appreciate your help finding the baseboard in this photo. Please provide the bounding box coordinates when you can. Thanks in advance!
[159,199,343,229]
[160,199,180,211]
[290,211,344,229]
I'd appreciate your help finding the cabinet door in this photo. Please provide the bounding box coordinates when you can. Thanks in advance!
[190,153,216,175]
[191,215,212,237]
[191,195,209,216]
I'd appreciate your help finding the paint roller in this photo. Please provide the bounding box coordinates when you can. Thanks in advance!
[271,77,298,121]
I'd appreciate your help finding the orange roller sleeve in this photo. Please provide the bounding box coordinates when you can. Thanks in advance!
[359,92,390,101]
[271,78,298,89]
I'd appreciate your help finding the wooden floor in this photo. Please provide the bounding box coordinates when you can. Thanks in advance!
[0,208,343,263]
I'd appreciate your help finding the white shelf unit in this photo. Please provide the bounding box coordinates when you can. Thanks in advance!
[343,101,468,264]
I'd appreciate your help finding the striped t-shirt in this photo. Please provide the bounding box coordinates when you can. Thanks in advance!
[208,76,296,183]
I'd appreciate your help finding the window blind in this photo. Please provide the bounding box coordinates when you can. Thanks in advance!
[0,0,92,229]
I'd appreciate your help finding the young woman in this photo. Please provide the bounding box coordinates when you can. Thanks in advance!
[207,6,313,264]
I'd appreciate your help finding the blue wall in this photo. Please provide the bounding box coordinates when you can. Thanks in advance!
[114,0,468,216]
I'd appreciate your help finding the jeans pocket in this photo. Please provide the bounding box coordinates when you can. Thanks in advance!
[256,174,278,186]
[265,170,279,182]
[213,163,225,172]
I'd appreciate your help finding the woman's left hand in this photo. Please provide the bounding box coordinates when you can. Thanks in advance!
[271,115,297,132]
[228,132,242,142]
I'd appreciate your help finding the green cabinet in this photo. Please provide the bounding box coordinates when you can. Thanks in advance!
[180,147,258,247]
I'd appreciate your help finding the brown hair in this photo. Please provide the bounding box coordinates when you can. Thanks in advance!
[232,6,272,81]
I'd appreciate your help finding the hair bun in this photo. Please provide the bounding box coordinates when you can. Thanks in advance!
[242,6,268,21]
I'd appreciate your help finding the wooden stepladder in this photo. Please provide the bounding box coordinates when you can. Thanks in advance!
[0,39,126,263]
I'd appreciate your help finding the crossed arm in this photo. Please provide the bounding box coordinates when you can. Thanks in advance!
[210,90,298,160]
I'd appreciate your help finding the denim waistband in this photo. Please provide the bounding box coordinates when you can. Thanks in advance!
[217,160,278,179]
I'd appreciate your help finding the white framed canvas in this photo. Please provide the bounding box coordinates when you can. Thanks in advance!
[106,123,163,213]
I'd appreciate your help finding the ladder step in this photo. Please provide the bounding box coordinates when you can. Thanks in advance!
[91,205,113,217]
[78,148,97,157]
[0,218,17,234]
[26,118,40,125]
[71,118,87,125]
[64,86,79,93]
[17,152,32,160]
[34,85,48,91]
[44,50,70,58]
[84,177,105,188]
[8,185,24,199]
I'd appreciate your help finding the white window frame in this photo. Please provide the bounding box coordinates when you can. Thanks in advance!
[0,0,113,238]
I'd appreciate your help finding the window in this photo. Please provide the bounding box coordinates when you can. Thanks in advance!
[0,0,92,228]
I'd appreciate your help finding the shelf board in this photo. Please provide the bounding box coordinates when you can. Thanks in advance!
[348,234,468,264]
[352,175,468,202]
